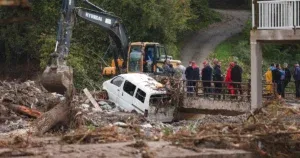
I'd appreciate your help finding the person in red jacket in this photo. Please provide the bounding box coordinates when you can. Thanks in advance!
[225,62,235,97]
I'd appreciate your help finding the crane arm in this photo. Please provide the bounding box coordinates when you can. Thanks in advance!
[75,7,129,66]
[42,0,129,94]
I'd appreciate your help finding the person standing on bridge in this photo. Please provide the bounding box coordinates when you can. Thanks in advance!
[201,60,212,97]
[282,63,291,98]
[225,62,235,98]
[264,67,273,95]
[185,61,200,97]
[175,61,186,80]
[213,59,223,99]
[231,61,243,99]
[273,64,283,98]
[293,63,300,99]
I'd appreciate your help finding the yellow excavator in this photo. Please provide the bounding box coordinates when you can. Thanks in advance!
[14,0,180,95]
[102,42,181,76]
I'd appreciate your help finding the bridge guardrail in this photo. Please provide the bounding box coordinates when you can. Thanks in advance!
[162,79,296,102]
[253,0,300,29]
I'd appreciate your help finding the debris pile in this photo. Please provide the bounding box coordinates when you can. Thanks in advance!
[165,101,300,157]
[0,80,62,133]
[1,80,300,157]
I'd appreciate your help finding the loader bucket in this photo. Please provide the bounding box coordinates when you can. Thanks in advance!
[41,65,73,95]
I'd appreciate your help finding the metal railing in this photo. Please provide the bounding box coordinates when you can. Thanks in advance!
[163,79,297,102]
[253,0,300,29]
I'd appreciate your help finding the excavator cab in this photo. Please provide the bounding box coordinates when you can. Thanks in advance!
[127,42,179,74]
[102,42,181,76]
[127,42,166,74]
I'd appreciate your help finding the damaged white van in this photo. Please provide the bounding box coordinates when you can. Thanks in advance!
[102,73,175,122]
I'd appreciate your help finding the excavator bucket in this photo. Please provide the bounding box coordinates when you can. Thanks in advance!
[41,65,73,95]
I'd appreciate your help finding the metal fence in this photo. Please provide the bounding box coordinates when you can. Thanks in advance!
[253,0,300,29]
[169,79,296,102]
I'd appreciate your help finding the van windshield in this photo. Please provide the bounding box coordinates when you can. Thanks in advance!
[129,45,142,72]
[149,94,170,106]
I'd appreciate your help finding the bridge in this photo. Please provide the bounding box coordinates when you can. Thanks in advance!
[251,0,300,109]
[171,0,300,116]
[168,79,294,118]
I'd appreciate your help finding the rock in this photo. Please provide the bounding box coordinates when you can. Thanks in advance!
[113,122,128,128]
[140,123,152,129]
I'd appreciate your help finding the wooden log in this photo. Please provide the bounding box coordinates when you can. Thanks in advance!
[32,86,75,135]
[4,104,42,118]
[83,88,102,111]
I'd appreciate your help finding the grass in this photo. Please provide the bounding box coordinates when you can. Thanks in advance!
[209,33,251,80]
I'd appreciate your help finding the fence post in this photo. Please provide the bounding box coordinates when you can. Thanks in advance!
[252,0,259,29]
[247,79,251,101]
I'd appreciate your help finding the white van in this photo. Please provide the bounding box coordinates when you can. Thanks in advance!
[102,73,175,122]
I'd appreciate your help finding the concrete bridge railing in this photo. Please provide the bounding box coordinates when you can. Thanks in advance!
[252,0,300,29]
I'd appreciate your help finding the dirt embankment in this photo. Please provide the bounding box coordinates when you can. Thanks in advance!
[180,10,250,68]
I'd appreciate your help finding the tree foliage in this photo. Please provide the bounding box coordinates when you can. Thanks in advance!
[0,0,219,88]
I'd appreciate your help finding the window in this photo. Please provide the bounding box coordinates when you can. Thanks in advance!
[135,89,146,103]
[111,76,124,87]
[123,81,136,96]
[150,94,170,106]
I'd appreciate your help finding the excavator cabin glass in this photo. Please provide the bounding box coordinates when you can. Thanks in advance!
[128,43,167,74]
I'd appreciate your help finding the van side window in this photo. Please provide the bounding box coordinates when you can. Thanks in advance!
[123,81,136,96]
[135,89,146,103]
[111,76,124,87]
[150,94,170,106]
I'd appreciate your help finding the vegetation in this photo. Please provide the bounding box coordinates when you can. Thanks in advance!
[211,20,300,81]
[0,0,220,89]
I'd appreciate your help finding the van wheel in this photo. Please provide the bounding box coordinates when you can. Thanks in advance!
[99,90,108,100]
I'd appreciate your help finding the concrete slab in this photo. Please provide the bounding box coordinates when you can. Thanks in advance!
[182,97,250,115]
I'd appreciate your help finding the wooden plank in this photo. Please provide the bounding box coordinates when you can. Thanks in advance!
[83,88,102,111]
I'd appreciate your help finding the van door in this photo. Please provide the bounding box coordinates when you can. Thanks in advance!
[132,88,147,114]
[117,80,136,112]
[106,76,124,103]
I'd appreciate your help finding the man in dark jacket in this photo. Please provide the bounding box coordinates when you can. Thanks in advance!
[185,61,200,96]
[213,59,223,99]
[273,64,283,96]
[202,61,212,97]
[282,63,291,98]
[294,63,300,99]
[231,61,243,98]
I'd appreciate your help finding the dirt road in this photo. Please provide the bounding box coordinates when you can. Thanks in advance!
[181,10,250,67]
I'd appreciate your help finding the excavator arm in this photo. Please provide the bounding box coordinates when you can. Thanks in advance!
[41,0,129,95]
[75,7,129,68]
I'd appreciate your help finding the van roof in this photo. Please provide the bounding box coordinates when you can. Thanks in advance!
[118,73,166,94]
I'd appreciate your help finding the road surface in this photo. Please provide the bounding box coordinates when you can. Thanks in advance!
[181,10,250,68]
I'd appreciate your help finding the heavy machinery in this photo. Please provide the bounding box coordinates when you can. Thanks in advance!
[103,42,175,76]
[41,0,129,94]
[41,0,180,95]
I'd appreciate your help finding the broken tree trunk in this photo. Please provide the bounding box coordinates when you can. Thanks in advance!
[3,104,42,118]
[32,86,74,135]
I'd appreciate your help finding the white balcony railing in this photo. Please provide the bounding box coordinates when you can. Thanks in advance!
[253,0,300,29]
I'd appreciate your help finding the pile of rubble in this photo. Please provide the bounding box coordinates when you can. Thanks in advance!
[164,101,300,157]
[1,80,300,157]
[0,80,62,133]
[0,80,144,134]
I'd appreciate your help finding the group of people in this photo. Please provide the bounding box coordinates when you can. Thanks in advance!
[265,63,300,99]
[172,59,244,98]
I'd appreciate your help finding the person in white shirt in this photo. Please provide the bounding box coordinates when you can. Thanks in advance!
[175,61,186,80]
